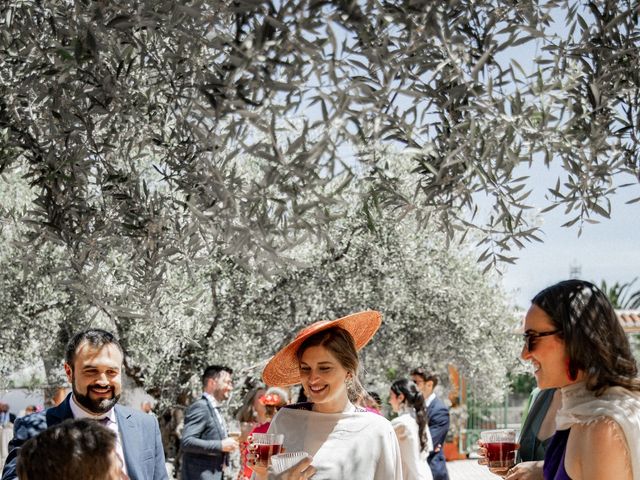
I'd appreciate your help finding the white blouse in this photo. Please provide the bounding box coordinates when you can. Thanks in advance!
[391,411,433,480]
[556,382,640,480]
[267,405,403,479]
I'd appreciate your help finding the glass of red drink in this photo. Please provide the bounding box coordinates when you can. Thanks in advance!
[250,433,284,468]
[480,429,518,469]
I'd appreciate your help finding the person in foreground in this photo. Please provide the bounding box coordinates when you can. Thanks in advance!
[250,310,402,479]
[498,279,640,480]
[2,328,167,480]
[389,378,434,480]
[16,418,128,480]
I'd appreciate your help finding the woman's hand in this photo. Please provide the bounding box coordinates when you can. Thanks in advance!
[503,461,544,480]
[269,457,316,479]
[246,435,316,480]
[246,438,269,480]
[247,451,316,480]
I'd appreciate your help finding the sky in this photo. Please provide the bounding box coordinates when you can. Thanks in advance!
[496,168,640,309]
[487,7,640,309]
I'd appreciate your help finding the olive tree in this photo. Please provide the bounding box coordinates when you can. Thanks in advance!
[1,161,517,404]
[1,0,639,274]
[1,0,637,403]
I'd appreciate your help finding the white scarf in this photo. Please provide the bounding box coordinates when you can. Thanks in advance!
[555,381,640,480]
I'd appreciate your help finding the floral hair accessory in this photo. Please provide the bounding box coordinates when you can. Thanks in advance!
[259,393,282,406]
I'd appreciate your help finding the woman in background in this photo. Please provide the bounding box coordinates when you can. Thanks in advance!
[239,387,289,480]
[236,383,267,440]
[389,378,433,480]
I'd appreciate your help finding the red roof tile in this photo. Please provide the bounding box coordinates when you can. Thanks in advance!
[617,310,640,333]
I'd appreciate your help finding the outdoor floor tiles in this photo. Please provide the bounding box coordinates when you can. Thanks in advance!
[446,459,502,480]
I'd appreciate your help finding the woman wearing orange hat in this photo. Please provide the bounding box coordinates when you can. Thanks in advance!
[249,310,402,479]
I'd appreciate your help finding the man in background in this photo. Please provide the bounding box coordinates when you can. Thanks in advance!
[181,365,238,480]
[411,367,451,480]
[2,328,167,480]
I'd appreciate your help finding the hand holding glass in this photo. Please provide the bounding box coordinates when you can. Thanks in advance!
[250,433,284,468]
[480,429,518,470]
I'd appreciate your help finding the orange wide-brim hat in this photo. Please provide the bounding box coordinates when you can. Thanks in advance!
[261,310,382,387]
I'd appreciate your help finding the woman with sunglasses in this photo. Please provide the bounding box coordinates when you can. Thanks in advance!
[501,279,640,480]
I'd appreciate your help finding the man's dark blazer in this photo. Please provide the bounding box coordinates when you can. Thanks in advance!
[1,394,168,480]
[180,396,228,480]
[426,395,451,480]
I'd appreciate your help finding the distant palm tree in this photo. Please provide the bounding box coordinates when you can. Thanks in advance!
[599,278,640,310]
[599,279,640,364]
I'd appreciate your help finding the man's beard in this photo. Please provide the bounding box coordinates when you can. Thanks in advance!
[72,381,120,414]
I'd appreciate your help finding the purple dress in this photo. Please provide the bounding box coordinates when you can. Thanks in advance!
[543,429,572,480]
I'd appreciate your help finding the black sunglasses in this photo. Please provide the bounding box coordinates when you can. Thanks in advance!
[522,330,560,351]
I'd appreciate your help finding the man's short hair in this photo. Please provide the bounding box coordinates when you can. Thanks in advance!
[16,418,118,480]
[410,367,438,387]
[202,365,233,387]
[65,329,124,367]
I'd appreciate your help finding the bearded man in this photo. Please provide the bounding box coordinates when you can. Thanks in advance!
[1,329,168,480]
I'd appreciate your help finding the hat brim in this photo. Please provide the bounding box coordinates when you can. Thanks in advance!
[262,310,382,387]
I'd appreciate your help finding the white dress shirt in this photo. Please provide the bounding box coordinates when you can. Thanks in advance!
[203,392,227,437]
[69,395,128,475]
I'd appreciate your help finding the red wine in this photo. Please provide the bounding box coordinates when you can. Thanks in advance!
[485,442,517,467]
[256,443,282,467]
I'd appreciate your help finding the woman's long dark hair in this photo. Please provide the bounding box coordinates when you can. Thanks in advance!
[391,378,429,452]
[235,384,266,422]
[532,279,640,395]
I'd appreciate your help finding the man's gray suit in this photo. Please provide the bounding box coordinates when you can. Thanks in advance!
[181,396,228,480]
[1,394,168,480]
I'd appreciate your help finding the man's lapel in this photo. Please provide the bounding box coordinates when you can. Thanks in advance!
[115,405,139,479]
[45,394,73,426]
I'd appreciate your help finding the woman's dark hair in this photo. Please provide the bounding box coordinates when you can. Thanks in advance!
[235,383,266,423]
[365,390,382,410]
[296,327,367,405]
[532,279,640,395]
[391,378,429,452]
